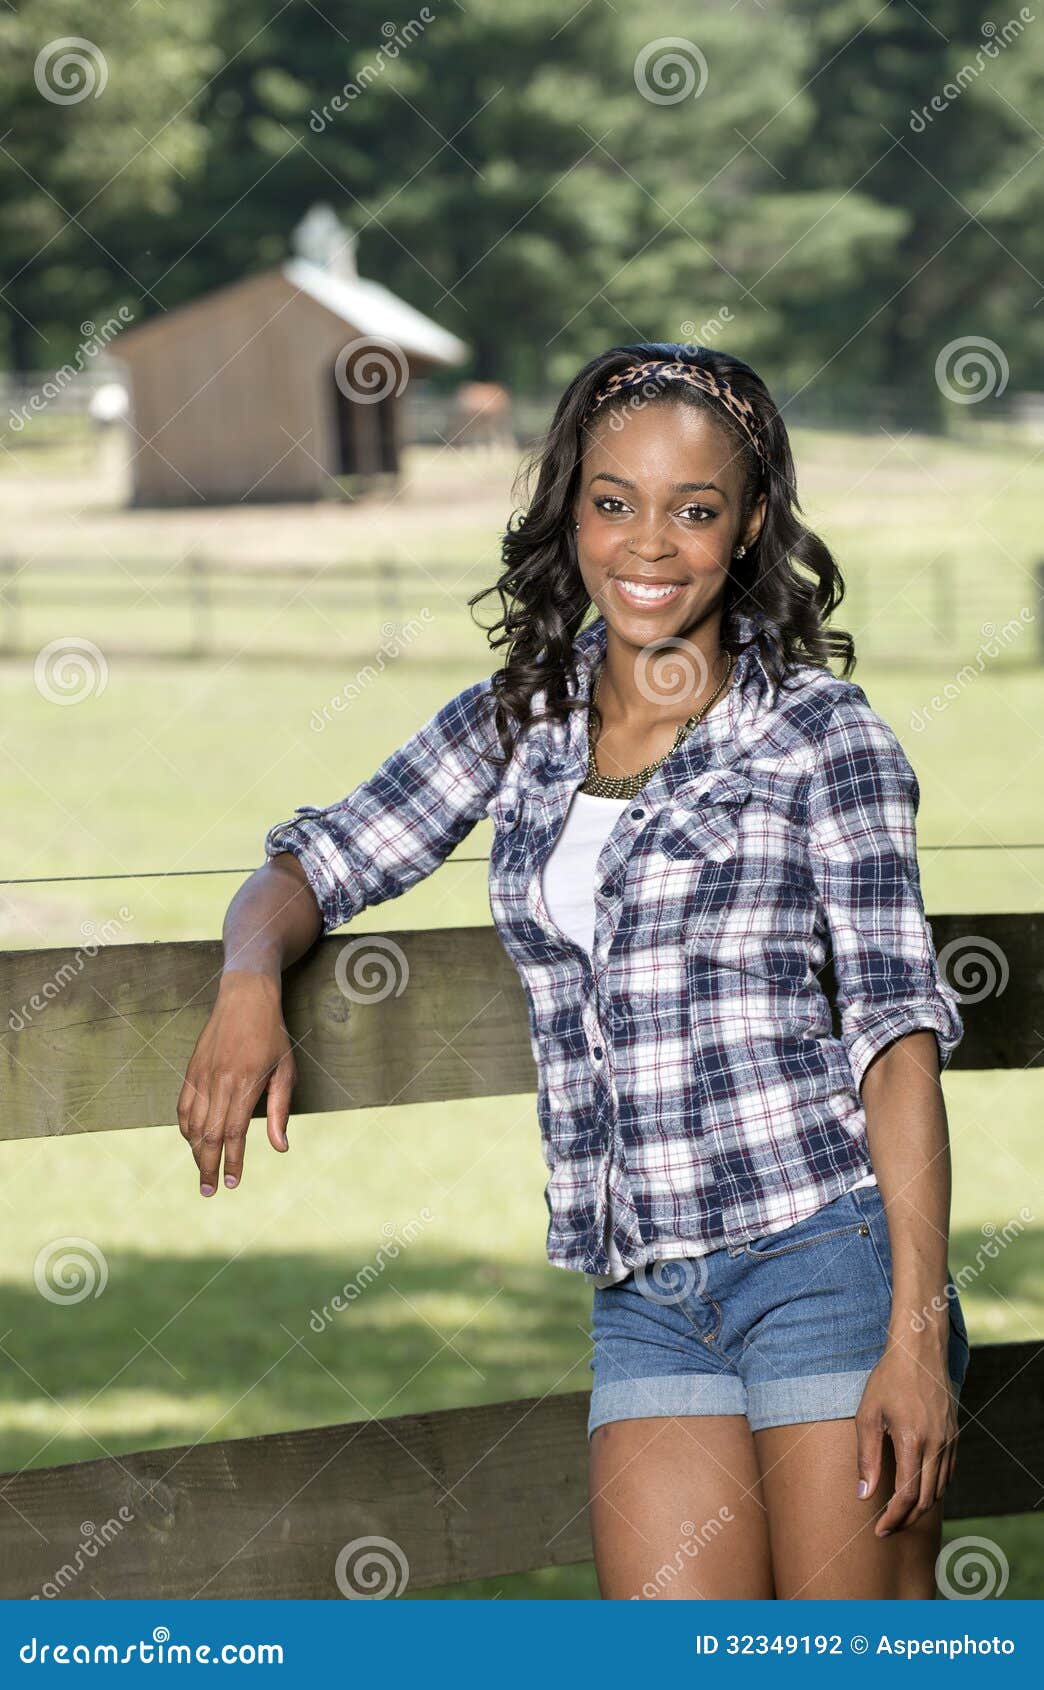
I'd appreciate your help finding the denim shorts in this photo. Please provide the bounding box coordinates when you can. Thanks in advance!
[587,1184,970,1440]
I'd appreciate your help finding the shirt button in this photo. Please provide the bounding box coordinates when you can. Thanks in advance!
[503,808,516,823]
[630,808,644,820]
[600,881,613,896]
[592,1045,604,1061]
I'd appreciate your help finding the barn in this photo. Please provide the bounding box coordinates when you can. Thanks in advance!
[114,210,468,505]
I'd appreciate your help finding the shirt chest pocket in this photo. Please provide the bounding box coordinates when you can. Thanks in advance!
[655,765,807,867]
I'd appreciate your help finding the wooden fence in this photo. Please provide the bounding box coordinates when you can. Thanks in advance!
[3,555,1044,666]
[0,916,1041,1597]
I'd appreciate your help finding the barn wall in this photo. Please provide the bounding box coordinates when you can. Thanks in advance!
[118,274,335,503]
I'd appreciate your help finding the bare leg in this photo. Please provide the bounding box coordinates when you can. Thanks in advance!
[754,1419,943,1599]
[589,1415,774,1599]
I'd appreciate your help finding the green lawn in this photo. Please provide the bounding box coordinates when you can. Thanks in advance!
[0,429,1041,1597]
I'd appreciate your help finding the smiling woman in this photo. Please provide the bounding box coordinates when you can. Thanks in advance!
[179,340,967,1604]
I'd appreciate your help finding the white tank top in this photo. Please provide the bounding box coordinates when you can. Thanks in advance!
[539,787,877,1285]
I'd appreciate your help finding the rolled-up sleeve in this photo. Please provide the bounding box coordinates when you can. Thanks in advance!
[264,675,503,933]
[806,688,963,1090]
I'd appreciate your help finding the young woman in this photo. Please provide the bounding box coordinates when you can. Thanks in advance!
[178,343,969,1601]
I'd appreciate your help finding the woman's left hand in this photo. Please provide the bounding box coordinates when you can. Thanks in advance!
[855,1341,960,1535]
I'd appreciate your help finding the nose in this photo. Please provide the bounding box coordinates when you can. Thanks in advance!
[626,511,676,561]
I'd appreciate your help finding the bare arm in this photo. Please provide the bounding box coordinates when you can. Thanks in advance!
[854,1029,958,1536]
[176,854,323,1196]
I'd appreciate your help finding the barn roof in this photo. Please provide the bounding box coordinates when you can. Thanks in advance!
[113,258,469,368]
[282,259,468,366]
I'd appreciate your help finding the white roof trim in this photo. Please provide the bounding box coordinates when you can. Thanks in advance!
[282,258,468,366]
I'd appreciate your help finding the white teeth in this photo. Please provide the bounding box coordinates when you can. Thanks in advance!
[616,579,680,601]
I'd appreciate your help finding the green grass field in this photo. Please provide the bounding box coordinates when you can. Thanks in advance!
[1,429,1041,1597]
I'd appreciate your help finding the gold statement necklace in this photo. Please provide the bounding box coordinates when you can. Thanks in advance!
[580,651,735,800]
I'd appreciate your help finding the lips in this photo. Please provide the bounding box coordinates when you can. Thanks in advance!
[611,575,686,609]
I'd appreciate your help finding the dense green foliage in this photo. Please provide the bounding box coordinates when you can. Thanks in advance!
[1,0,1042,420]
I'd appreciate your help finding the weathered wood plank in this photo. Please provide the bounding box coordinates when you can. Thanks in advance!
[0,1392,592,1599]
[1,914,1040,1141]
[0,930,534,1142]
[0,1342,1038,1598]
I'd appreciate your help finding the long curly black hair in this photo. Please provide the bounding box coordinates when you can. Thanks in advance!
[469,341,854,765]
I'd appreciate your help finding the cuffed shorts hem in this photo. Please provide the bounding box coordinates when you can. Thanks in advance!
[587,1364,967,1441]
[587,1374,746,1440]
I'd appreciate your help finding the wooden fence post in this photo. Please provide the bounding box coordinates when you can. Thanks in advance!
[0,556,18,657]
[187,549,210,659]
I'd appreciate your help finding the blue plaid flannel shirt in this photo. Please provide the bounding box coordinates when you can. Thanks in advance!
[264,610,963,1277]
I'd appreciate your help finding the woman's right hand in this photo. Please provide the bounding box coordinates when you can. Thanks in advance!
[177,969,297,1196]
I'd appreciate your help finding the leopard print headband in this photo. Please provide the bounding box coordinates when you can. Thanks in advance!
[585,358,767,470]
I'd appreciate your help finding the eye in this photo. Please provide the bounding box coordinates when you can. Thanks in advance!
[676,502,716,523]
[592,494,632,515]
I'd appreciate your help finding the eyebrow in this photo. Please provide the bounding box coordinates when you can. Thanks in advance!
[589,472,728,499]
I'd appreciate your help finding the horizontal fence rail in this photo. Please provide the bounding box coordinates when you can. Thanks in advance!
[1,1342,1041,1599]
[1,916,1041,1142]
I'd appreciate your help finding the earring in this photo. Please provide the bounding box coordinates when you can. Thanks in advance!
[733,543,747,559]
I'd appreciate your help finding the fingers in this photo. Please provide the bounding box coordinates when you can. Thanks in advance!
[877,1433,926,1536]
[855,1410,883,1505]
[266,1052,296,1152]
[197,1076,236,1195]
